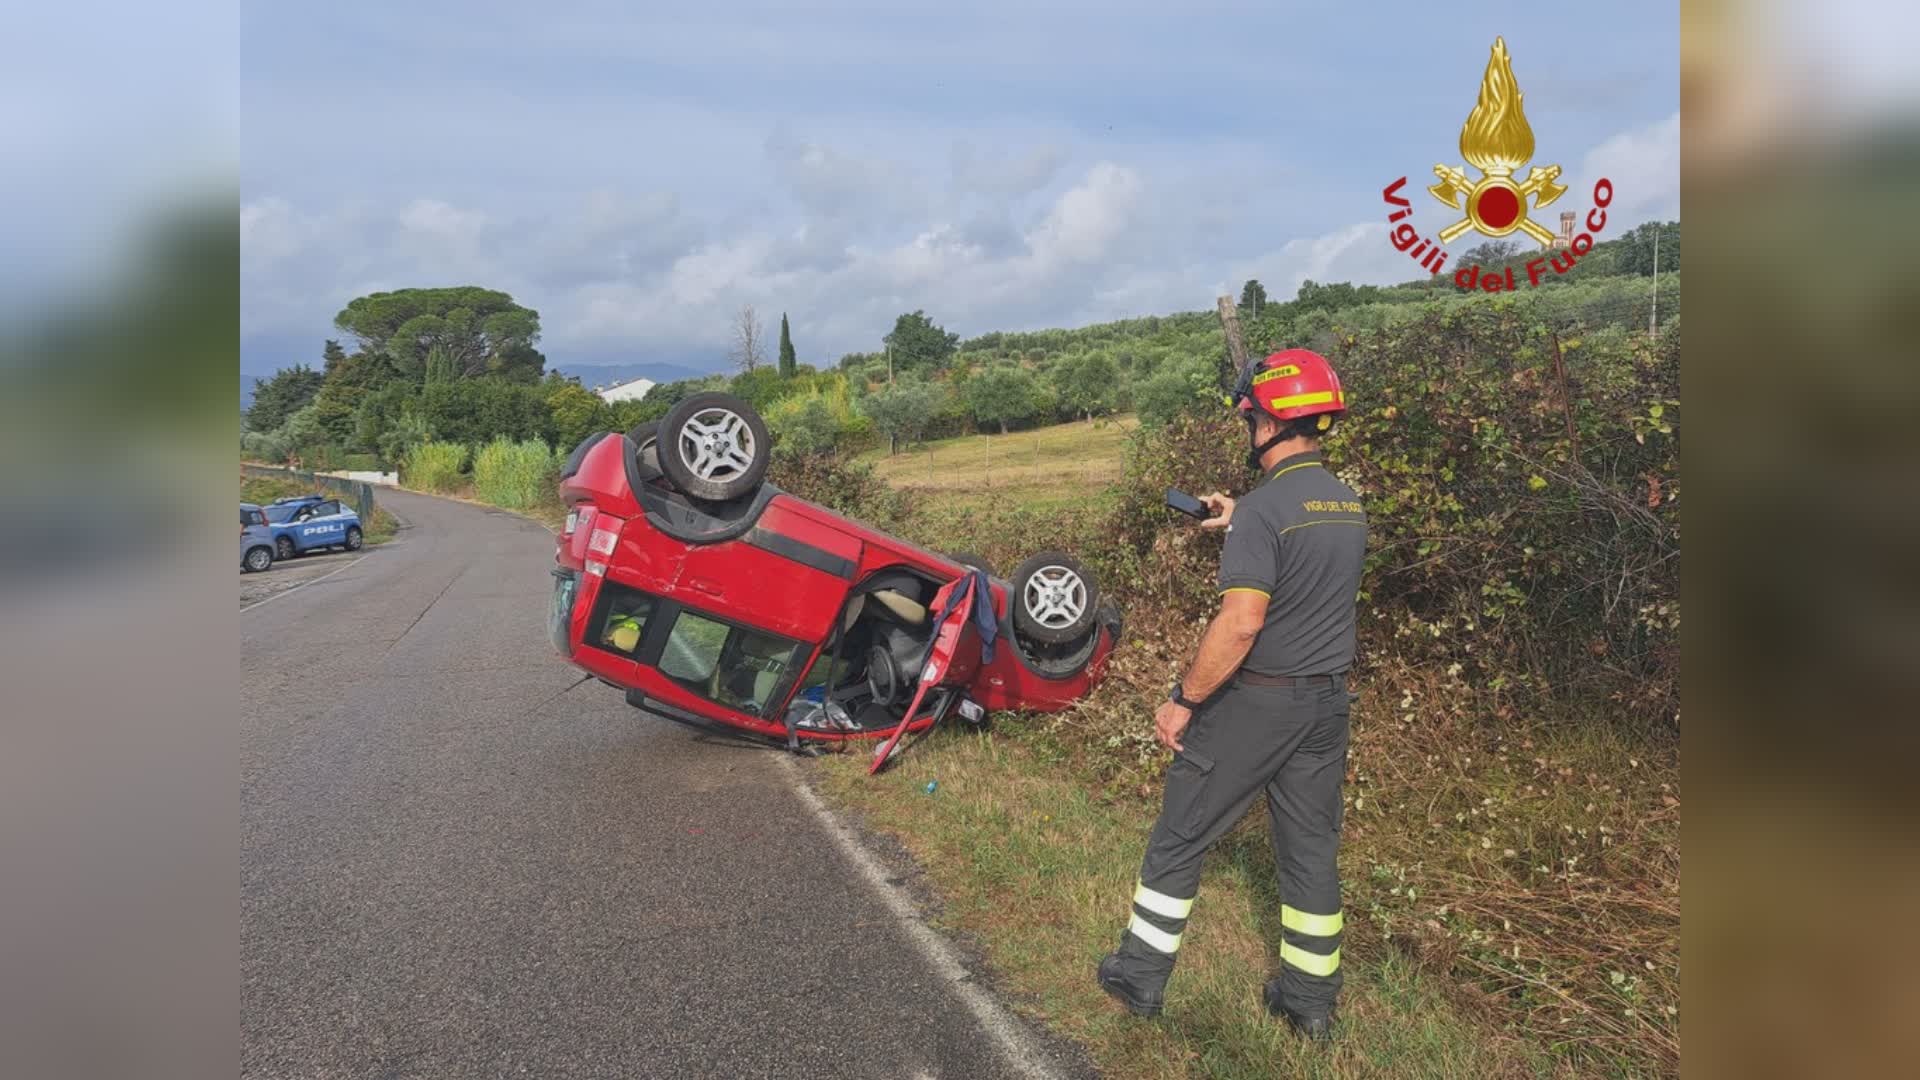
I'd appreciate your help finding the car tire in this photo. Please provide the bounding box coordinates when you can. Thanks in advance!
[626,421,664,483]
[1012,550,1100,645]
[947,551,994,576]
[275,535,296,561]
[345,526,363,551]
[244,546,273,573]
[659,392,770,503]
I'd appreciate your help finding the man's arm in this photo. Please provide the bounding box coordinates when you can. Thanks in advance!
[1153,591,1268,751]
[1179,590,1269,700]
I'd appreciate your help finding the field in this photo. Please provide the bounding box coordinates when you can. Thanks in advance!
[856,415,1138,514]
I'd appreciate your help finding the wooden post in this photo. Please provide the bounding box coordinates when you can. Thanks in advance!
[983,434,991,488]
[1216,295,1250,375]
[1548,329,1581,463]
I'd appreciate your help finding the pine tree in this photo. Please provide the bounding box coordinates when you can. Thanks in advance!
[778,312,797,376]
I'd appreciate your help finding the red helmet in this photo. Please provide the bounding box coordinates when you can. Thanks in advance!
[1232,349,1346,430]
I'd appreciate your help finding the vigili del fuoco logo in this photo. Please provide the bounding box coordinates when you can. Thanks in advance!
[1381,36,1615,292]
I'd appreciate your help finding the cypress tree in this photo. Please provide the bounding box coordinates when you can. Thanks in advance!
[778,312,797,376]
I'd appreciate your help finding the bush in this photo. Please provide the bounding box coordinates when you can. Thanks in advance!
[471,436,561,510]
[241,430,291,464]
[404,440,468,494]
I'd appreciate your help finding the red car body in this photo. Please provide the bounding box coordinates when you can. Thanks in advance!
[548,430,1120,752]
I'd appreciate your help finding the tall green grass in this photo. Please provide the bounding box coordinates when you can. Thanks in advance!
[404,440,468,494]
[471,436,560,510]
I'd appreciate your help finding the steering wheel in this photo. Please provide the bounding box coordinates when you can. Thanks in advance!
[866,645,900,707]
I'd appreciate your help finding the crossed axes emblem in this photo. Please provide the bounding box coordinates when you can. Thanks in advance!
[1428,163,1568,247]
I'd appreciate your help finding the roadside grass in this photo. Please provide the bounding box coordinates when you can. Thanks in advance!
[822,412,1681,1077]
[858,415,1137,516]
[815,731,1567,1080]
[240,474,399,545]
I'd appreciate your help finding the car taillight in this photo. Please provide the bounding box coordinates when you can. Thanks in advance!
[587,526,618,557]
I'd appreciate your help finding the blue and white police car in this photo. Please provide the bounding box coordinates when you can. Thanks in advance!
[262,495,364,560]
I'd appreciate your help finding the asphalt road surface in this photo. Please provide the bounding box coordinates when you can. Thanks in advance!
[242,487,1093,1080]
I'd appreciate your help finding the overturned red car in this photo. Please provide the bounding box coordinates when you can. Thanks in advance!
[549,391,1121,768]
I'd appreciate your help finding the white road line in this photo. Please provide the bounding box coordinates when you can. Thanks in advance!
[240,554,370,612]
[778,756,1068,1080]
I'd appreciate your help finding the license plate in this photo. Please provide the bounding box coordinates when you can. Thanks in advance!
[564,509,578,534]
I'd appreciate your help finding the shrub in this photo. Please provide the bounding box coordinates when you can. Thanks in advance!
[471,436,561,510]
[404,440,468,494]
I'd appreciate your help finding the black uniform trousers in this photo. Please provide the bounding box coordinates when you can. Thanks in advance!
[1114,675,1349,1016]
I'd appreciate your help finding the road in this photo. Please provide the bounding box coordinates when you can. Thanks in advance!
[241,487,1092,1080]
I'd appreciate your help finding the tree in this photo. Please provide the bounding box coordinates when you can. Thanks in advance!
[1239,279,1268,316]
[321,339,348,372]
[730,304,766,372]
[964,365,1040,434]
[862,378,941,453]
[334,286,545,382]
[246,364,326,432]
[309,350,394,445]
[1461,239,1522,268]
[778,312,797,376]
[418,377,553,446]
[1616,221,1680,277]
[731,366,798,412]
[546,381,613,452]
[1052,351,1120,421]
[884,310,960,372]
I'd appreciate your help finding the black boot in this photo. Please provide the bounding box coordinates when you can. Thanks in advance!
[1263,977,1333,1041]
[1097,935,1172,1017]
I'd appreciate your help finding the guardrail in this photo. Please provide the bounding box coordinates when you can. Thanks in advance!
[241,463,378,523]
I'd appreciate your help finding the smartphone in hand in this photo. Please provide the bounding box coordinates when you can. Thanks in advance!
[1165,488,1214,520]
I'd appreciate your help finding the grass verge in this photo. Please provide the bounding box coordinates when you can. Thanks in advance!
[815,730,1579,1080]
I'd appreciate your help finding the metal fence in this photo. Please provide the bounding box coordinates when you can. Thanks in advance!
[241,464,377,523]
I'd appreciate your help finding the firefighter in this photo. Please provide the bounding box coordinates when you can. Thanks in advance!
[1097,349,1366,1041]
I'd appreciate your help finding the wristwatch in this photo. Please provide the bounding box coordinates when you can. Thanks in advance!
[1169,684,1201,710]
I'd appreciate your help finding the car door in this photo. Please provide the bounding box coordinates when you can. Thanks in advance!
[294,500,341,549]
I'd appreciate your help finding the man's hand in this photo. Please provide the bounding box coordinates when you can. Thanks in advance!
[1199,492,1235,529]
[1153,699,1192,752]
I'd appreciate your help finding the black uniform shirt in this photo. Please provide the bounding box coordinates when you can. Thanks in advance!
[1216,450,1368,677]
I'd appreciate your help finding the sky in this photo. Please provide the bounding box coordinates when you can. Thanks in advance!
[239,1,1680,381]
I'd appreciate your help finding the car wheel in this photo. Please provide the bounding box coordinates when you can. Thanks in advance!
[1012,550,1100,645]
[345,526,363,551]
[659,392,771,503]
[947,551,994,576]
[244,546,273,573]
[275,535,296,561]
[626,421,664,482]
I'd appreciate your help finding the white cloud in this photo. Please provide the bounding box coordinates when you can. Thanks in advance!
[1581,112,1680,224]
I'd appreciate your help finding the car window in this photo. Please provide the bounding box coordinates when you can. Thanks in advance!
[593,593,658,657]
[659,609,798,716]
[264,505,297,524]
[314,500,341,517]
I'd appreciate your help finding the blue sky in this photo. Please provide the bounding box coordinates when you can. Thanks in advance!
[240,1,1679,380]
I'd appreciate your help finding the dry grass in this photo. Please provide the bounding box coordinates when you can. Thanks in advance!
[858,416,1138,514]
[816,732,1573,1079]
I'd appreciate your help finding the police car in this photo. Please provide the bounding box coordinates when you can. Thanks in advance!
[262,494,364,560]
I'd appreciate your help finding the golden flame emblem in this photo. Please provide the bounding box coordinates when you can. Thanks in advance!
[1428,37,1567,247]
